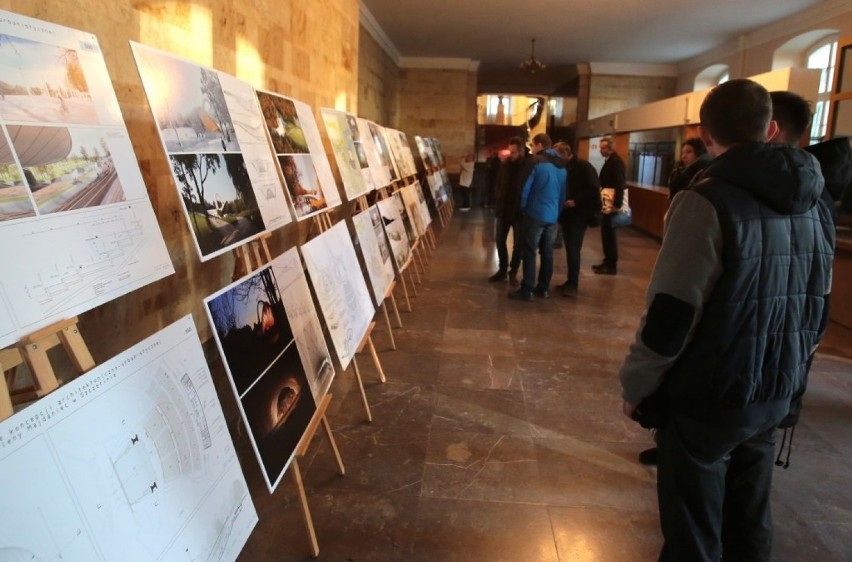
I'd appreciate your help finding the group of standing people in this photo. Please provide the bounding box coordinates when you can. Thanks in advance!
[488,133,629,300]
[481,78,837,562]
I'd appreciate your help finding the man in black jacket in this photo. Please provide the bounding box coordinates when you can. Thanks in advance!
[593,136,627,275]
[488,137,530,285]
[619,79,834,561]
[553,142,600,297]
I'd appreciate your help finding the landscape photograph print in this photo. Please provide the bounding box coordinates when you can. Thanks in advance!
[0,34,99,125]
[171,152,265,257]
[131,44,240,154]
[206,264,294,396]
[8,125,125,215]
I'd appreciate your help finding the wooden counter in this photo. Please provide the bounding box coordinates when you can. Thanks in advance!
[627,182,669,240]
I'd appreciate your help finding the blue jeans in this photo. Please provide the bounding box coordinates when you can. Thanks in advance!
[495,217,522,275]
[561,215,587,287]
[521,216,557,292]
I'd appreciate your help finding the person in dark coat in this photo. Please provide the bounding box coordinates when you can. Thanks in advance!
[489,137,530,285]
[619,79,834,562]
[553,142,600,297]
[592,136,627,275]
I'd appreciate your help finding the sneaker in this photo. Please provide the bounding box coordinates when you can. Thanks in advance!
[508,288,534,301]
[562,285,578,298]
[534,287,550,299]
[508,272,519,287]
[638,447,658,466]
[488,271,507,282]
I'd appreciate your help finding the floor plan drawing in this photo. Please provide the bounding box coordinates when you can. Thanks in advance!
[0,315,258,561]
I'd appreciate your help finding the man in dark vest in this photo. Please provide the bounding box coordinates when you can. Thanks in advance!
[619,79,835,561]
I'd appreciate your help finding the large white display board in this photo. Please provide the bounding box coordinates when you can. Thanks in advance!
[0,315,257,561]
[356,117,391,189]
[255,90,340,220]
[401,182,431,238]
[376,196,411,274]
[205,256,327,492]
[300,221,375,370]
[131,42,292,261]
[352,207,395,306]
[319,108,373,200]
[0,12,174,349]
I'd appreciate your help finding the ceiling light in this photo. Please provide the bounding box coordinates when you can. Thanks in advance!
[520,38,546,74]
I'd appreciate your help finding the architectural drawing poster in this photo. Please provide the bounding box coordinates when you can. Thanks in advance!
[255,89,341,220]
[402,181,432,238]
[131,42,291,261]
[0,11,174,350]
[205,258,325,492]
[319,108,373,201]
[300,221,375,370]
[352,206,395,306]
[393,190,419,245]
[376,196,411,274]
[0,315,257,561]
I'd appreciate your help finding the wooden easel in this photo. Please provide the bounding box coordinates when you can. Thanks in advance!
[381,282,403,347]
[1,316,95,421]
[231,231,345,558]
[347,321,389,423]
[292,392,345,557]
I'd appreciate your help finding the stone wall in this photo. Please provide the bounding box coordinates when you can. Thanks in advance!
[0,0,359,361]
[588,75,677,120]
[357,25,399,126]
[397,68,477,172]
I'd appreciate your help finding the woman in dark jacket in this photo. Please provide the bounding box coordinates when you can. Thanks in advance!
[668,137,711,200]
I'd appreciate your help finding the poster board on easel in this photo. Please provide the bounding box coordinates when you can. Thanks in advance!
[319,108,374,202]
[0,315,258,560]
[0,12,174,350]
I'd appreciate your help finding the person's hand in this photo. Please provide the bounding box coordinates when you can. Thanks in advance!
[622,400,637,418]
[564,199,576,208]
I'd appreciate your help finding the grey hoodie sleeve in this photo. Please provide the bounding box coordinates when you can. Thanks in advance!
[619,191,724,404]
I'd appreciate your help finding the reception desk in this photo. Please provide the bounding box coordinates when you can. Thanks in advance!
[627,182,852,330]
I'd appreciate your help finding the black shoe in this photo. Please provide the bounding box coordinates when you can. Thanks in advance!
[591,262,607,272]
[593,264,617,275]
[508,272,519,287]
[562,285,578,298]
[508,288,534,301]
[556,280,571,290]
[534,287,550,299]
[639,447,658,466]
[488,271,507,282]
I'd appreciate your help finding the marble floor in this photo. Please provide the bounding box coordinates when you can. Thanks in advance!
[230,207,852,561]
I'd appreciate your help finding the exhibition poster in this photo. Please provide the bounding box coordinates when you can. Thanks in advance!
[356,117,391,189]
[255,90,341,220]
[393,190,419,245]
[0,11,174,349]
[352,206,395,306]
[376,196,411,274]
[402,182,431,238]
[205,259,323,492]
[0,315,257,561]
[319,108,374,201]
[300,221,375,370]
[131,42,291,261]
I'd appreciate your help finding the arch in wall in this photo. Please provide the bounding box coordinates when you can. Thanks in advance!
[693,64,729,91]
[772,29,838,70]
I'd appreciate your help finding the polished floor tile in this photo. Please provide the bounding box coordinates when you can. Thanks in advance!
[233,207,852,561]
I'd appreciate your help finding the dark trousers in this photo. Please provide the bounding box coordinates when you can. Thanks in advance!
[459,186,471,208]
[657,416,777,562]
[495,217,522,275]
[561,216,587,288]
[521,216,557,292]
[600,211,631,266]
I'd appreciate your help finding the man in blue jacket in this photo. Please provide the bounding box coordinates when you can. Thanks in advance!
[508,133,567,301]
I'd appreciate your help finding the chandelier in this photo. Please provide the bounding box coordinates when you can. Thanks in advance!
[520,39,546,74]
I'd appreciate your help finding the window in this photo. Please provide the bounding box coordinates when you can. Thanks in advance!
[808,39,838,144]
[694,64,730,91]
[716,71,729,85]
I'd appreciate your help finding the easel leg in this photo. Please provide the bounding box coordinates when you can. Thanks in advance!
[321,415,345,475]
[411,251,423,284]
[407,268,419,296]
[291,458,320,558]
[366,335,386,383]
[350,357,373,422]
[381,302,397,350]
[389,294,403,327]
[399,274,413,312]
